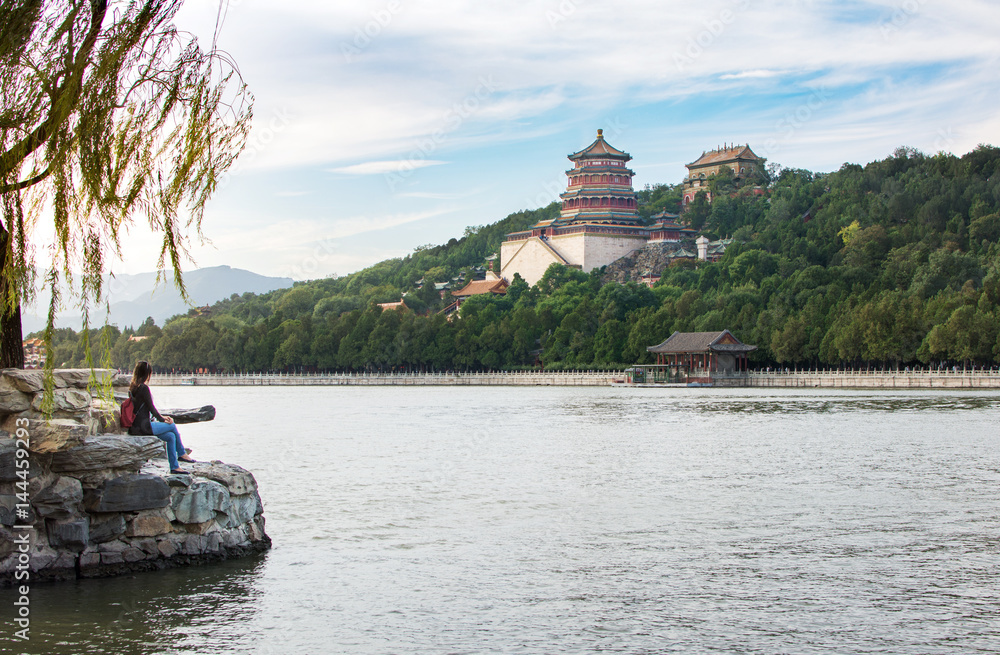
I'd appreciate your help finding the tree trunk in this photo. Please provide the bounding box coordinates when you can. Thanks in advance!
[0,223,25,369]
[0,304,24,369]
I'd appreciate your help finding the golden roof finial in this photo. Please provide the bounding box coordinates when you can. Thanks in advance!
[597,129,603,138]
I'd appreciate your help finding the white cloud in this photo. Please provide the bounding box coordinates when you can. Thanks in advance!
[328,160,448,175]
[721,69,785,80]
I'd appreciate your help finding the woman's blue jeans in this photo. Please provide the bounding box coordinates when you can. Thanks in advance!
[151,421,186,471]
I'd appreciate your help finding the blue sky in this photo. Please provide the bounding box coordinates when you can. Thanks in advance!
[114,0,1000,282]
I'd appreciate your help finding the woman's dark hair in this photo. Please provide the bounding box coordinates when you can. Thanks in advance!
[130,361,152,393]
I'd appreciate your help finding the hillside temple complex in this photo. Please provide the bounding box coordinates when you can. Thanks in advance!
[500,131,752,286]
[682,143,765,206]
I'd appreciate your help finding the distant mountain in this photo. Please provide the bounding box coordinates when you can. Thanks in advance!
[23,266,293,333]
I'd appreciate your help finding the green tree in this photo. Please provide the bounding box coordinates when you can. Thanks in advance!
[686,191,710,231]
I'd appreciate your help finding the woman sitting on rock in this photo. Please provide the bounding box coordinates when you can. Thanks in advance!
[128,360,195,475]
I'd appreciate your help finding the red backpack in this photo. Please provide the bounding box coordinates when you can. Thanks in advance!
[120,397,136,428]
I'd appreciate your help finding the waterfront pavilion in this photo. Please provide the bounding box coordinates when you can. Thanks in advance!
[643,330,757,383]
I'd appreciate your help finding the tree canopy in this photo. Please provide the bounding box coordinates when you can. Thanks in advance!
[0,0,251,368]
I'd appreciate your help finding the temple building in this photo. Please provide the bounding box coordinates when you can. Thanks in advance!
[649,211,696,242]
[442,271,509,314]
[501,130,653,286]
[682,144,765,206]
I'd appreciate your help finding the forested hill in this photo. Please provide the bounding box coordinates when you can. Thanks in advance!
[38,145,1000,371]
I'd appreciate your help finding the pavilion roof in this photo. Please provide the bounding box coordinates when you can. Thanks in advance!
[687,144,763,169]
[569,129,631,161]
[452,277,509,298]
[647,330,757,354]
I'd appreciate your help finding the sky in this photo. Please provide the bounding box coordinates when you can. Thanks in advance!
[112,0,1000,282]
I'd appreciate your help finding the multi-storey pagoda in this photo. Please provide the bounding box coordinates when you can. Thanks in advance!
[558,129,639,224]
[501,130,655,285]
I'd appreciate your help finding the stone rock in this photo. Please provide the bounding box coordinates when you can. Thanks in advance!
[79,552,101,569]
[184,519,221,535]
[84,474,170,513]
[222,525,248,548]
[26,471,56,496]
[171,479,231,524]
[69,467,151,491]
[26,547,58,572]
[33,476,83,519]
[165,473,193,487]
[157,539,178,558]
[160,405,216,424]
[134,538,158,555]
[126,515,173,538]
[88,513,126,543]
[190,462,257,496]
[99,540,128,553]
[2,369,44,393]
[206,532,223,552]
[101,551,124,565]
[601,241,700,285]
[0,439,47,482]
[2,418,89,454]
[31,388,92,414]
[0,494,35,526]
[87,403,122,434]
[50,435,163,473]
[47,518,89,551]
[122,547,146,563]
[182,534,207,555]
[55,551,78,570]
[249,515,267,542]
[52,368,117,389]
[225,492,262,528]
[0,525,17,557]
[0,387,32,415]
[151,505,176,522]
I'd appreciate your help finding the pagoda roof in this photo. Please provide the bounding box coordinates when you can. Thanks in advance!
[569,129,631,161]
[647,330,757,354]
[452,277,509,298]
[687,144,763,169]
[650,217,684,230]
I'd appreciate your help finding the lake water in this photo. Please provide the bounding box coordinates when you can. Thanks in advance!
[15,386,1000,654]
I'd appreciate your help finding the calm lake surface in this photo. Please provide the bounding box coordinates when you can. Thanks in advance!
[17,386,1000,654]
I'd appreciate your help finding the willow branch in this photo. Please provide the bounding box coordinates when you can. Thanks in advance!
[0,167,51,193]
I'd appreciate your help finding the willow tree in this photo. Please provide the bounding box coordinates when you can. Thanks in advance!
[0,0,252,368]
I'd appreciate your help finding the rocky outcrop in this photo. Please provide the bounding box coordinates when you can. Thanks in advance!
[0,368,270,586]
[601,240,698,284]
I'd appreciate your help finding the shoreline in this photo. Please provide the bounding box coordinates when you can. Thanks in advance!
[150,370,1000,389]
